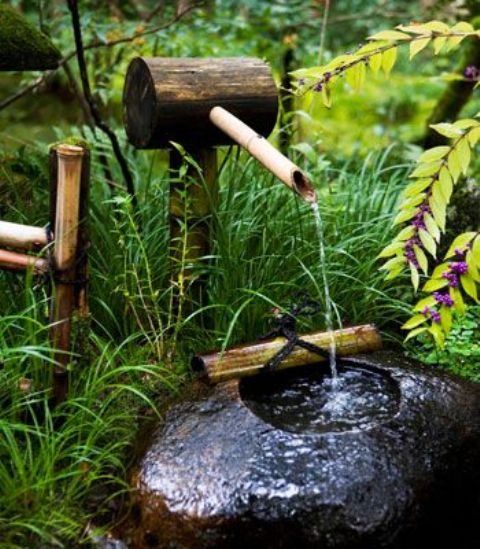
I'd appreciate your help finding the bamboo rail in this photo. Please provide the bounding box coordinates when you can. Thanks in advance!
[0,248,48,273]
[0,220,49,250]
[209,106,316,203]
[192,324,382,383]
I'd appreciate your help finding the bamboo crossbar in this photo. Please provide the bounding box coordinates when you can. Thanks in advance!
[0,248,48,273]
[0,220,49,250]
[209,106,317,203]
[192,324,382,383]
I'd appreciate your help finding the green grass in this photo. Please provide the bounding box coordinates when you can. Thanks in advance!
[0,139,411,545]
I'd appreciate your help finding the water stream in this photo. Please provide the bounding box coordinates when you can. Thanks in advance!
[311,202,337,381]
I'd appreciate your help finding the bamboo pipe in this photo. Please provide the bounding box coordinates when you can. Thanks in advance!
[50,144,84,404]
[192,324,382,383]
[209,106,316,203]
[0,248,48,273]
[0,220,48,250]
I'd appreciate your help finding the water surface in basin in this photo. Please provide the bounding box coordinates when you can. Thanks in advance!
[240,363,400,434]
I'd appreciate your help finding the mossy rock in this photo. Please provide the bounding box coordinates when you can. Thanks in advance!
[0,5,61,71]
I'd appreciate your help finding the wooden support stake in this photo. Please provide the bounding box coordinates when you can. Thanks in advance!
[169,147,218,314]
[0,248,48,273]
[192,324,382,383]
[209,106,316,203]
[49,144,84,404]
[0,220,48,250]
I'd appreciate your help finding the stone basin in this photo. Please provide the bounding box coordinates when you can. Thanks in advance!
[121,351,480,548]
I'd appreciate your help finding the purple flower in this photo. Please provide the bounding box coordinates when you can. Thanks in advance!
[442,271,459,288]
[464,65,479,80]
[450,262,468,275]
[433,292,454,307]
[313,81,323,92]
[454,247,466,259]
[430,309,441,323]
[324,71,332,82]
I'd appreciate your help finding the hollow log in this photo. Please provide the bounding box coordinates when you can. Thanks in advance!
[0,220,48,250]
[123,57,278,149]
[192,324,382,383]
[0,248,47,273]
[210,106,316,203]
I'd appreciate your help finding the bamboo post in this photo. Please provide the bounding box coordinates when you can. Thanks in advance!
[169,147,218,314]
[209,106,316,203]
[49,144,84,404]
[192,324,382,383]
[0,248,48,273]
[0,221,48,250]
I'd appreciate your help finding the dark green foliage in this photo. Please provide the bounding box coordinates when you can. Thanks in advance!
[408,306,480,382]
[0,5,61,71]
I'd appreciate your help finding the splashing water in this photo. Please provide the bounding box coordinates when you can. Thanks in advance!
[311,202,337,381]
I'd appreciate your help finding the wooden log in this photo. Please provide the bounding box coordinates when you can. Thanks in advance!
[49,144,84,404]
[169,147,218,313]
[123,57,278,149]
[0,220,48,250]
[0,248,48,273]
[210,106,316,203]
[192,324,382,383]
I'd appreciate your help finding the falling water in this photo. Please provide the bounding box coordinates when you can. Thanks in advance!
[311,202,337,381]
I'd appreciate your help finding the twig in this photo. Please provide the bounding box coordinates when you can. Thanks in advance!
[67,0,137,205]
[0,2,202,113]
[318,0,330,65]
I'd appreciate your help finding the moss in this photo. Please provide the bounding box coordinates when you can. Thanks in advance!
[0,5,61,71]
[49,137,92,151]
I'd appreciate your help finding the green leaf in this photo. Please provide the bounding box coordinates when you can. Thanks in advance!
[433,36,447,54]
[424,213,440,243]
[410,37,431,59]
[466,250,480,282]
[402,314,427,330]
[453,118,479,130]
[430,123,463,138]
[414,245,429,275]
[419,228,437,258]
[377,241,404,259]
[321,84,332,108]
[440,306,452,334]
[451,287,466,315]
[445,232,477,258]
[409,162,441,178]
[381,47,397,75]
[468,126,480,147]
[473,235,480,267]
[402,178,433,198]
[423,21,450,33]
[417,146,450,163]
[380,254,405,271]
[410,262,419,292]
[400,193,426,210]
[369,53,382,72]
[447,149,462,182]
[431,262,450,279]
[429,323,445,348]
[461,275,478,302]
[438,168,453,202]
[393,208,417,225]
[346,63,366,92]
[404,326,429,341]
[395,225,415,241]
[369,30,410,41]
[456,137,471,175]
[423,278,448,292]
[413,296,436,311]
[429,195,446,231]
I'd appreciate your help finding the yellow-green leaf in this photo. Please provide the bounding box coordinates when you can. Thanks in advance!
[369,30,410,41]
[418,146,450,163]
[423,21,450,33]
[433,36,447,54]
[321,84,332,108]
[414,296,436,311]
[414,245,428,275]
[423,278,448,292]
[393,208,417,225]
[424,213,441,243]
[430,123,463,138]
[451,287,466,315]
[456,137,471,175]
[382,47,397,75]
[429,323,445,349]
[380,255,405,271]
[369,53,382,73]
[377,241,404,259]
[410,262,420,292]
[453,118,479,129]
[429,195,446,232]
[431,262,450,279]
[448,149,462,182]
[461,274,478,302]
[400,193,426,210]
[466,250,480,282]
[445,232,477,258]
[419,228,437,258]
[472,235,480,267]
[438,167,453,201]
[410,37,431,59]
[468,126,480,147]
[395,225,415,241]
[404,326,429,341]
[440,306,452,334]
[402,314,428,330]
[402,178,433,198]
[346,63,366,92]
[410,162,441,178]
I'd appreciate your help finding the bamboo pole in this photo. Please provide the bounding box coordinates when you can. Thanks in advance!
[0,248,48,273]
[192,324,382,383]
[209,106,316,203]
[50,144,84,404]
[0,220,48,250]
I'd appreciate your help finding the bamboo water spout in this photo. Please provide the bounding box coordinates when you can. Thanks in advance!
[209,106,316,203]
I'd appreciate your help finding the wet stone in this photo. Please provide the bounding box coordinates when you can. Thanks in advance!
[120,351,480,548]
